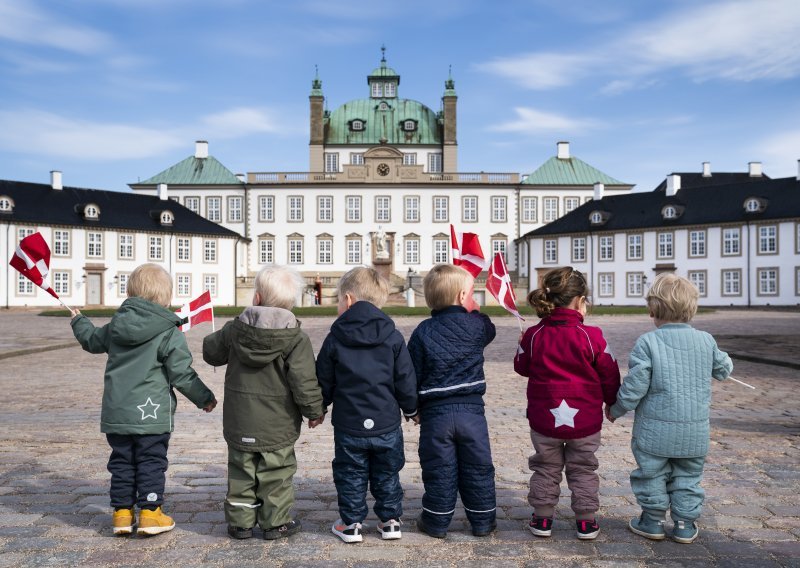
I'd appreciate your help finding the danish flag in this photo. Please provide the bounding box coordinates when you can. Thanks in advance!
[450,224,486,277]
[486,252,524,320]
[10,232,59,299]
[176,290,214,332]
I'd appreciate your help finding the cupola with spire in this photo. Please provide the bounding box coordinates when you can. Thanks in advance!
[368,46,400,99]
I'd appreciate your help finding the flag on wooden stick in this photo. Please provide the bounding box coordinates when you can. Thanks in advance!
[486,252,524,321]
[10,232,59,300]
[450,224,486,277]
[176,290,214,332]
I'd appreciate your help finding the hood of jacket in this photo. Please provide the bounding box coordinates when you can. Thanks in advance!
[230,306,301,367]
[331,301,394,348]
[109,297,181,346]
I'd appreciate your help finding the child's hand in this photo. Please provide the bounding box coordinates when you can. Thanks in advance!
[69,308,82,319]
[308,415,325,428]
[203,399,217,413]
[604,405,615,423]
[410,414,421,425]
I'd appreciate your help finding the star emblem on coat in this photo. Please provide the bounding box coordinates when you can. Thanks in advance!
[550,399,579,428]
[137,397,160,420]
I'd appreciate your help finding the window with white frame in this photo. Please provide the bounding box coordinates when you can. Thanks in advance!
[317,239,332,264]
[53,230,69,256]
[688,270,707,297]
[572,237,586,262]
[628,234,643,260]
[598,273,614,297]
[564,197,580,214]
[371,82,382,97]
[84,204,99,219]
[403,120,416,131]
[0,196,12,212]
[463,196,478,222]
[258,196,274,222]
[758,268,778,295]
[176,274,191,297]
[385,82,396,97]
[350,153,364,165]
[148,236,162,261]
[288,238,303,264]
[160,211,173,225]
[203,274,217,297]
[723,227,740,255]
[428,153,442,173]
[204,239,217,262]
[18,273,33,295]
[259,238,274,264]
[118,273,129,296]
[491,196,507,222]
[185,197,200,215]
[543,197,558,222]
[177,237,190,262]
[18,227,35,242]
[376,196,390,222]
[627,273,644,296]
[522,197,537,223]
[53,271,69,296]
[88,232,103,258]
[758,225,777,254]
[119,234,134,259]
[346,196,362,222]
[492,238,507,260]
[346,238,361,264]
[657,232,673,258]
[405,237,420,264]
[288,196,303,222]
[403,153,417,165]
[722,270,741,296]
[433,196,448,222]
[317,196,333,222]
[544,239,557,263]
[207,197,221,222]
[350,120,364,132]
[599,235,614,261]
[689,230,706,257]
[404,196,420,222]
[228,196,242,222]
[433,238,448,263]
[324,152,339,173]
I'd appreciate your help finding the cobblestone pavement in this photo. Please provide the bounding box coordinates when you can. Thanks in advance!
[0,310,798,567]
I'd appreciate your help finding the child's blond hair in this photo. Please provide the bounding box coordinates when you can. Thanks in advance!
[646,273,698,323]
[337,266,390,308]
[127,263,172,307]
[423,264,472,311]
[253,264,305,310]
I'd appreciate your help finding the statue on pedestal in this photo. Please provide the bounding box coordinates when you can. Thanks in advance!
[374,226,390,261]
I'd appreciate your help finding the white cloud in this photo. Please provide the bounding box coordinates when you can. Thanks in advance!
[475,53,598,90]
[201,107,282,139]
[489,107,602,134]
[758,129,800,176]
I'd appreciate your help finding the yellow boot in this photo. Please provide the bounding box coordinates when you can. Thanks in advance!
[137,507,175,536]
[112,508,135,535]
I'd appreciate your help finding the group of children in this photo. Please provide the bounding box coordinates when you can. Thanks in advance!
[71,261,731,546]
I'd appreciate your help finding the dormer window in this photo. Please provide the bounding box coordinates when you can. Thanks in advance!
[371,82,383,97]
[589,211,604,225]
[402,120,417,132]
[160,210,174,226]
[662,205,677,219]
[0,196,13,213]
[744,197,766,213]
[84,204,100,220]
[349,119,366,132]
[384,82,396,97]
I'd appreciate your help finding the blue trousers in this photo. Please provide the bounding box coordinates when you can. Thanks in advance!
[106,433,170,509]
[332,427,405,525]
[418,404,496,532]
[630,441,706,522]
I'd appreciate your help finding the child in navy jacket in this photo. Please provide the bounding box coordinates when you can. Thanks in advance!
[408,264,497,538]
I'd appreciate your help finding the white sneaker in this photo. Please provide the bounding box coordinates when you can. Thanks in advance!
[332,519,363,543]
[377,518,402,540]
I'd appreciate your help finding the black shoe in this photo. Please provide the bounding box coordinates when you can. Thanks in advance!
[416,516,446,539]
[263,520,301,540]
[472,521,497,537]
[227,525,253,540]
[576,518,600,540]
[528,514,553,537]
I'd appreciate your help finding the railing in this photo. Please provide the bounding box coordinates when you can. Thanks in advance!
[247,171,518,184]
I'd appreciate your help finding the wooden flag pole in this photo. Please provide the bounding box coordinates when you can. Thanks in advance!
[728,376,755,390]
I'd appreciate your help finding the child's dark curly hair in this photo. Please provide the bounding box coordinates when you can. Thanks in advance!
[527,266,590,318]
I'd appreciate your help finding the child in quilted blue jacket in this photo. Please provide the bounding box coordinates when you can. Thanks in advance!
[607,274,732,544]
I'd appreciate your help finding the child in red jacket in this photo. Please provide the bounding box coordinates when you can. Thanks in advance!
[514,267,620,540]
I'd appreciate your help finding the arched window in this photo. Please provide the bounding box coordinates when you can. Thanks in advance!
[0,196,13,212]
[84,204,100,219]
[160,210,174,225]
[662,205,677,219]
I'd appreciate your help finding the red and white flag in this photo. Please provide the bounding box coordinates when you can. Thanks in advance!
[10,232,59,300]
[450,224,486,277]
[176,290,214,332]
[486,252,524,321]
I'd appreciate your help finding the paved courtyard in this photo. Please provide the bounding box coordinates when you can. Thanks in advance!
[0,309,798,567]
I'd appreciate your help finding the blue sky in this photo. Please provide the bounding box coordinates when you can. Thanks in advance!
[1,0,798,193]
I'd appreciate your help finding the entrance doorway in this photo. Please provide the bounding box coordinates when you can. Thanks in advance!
[86,273,102,305]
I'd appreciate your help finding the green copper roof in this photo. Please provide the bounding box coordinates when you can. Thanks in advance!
[139,155,242,185]
[521,156,628,185]
[326,98,441,145]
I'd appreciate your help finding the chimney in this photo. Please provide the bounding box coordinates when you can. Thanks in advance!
[593,182,604,201]
[157,183,168,200]
[702,162,711,177]
[666,174,681,197]
[50,170,62,190]
[557,141,570,160]
[748,161,762,177]
[195,140,209,159]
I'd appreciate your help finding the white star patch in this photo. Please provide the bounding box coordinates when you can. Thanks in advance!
[550,399,579,428]
[137,397,160,421]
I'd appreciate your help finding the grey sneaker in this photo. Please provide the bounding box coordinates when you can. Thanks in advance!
[628,512,666,540]
[672,519,699,544]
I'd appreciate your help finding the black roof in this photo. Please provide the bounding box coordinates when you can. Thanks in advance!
[0,179,243,239]
[521,176,800,239]
[653,172,771,192]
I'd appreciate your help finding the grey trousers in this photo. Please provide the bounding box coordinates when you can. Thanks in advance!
[528,430,601,519]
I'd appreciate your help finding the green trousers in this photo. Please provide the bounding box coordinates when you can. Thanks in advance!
[225,445,297,530]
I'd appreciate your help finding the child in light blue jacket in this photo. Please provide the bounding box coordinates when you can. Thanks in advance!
[607,274,732,544]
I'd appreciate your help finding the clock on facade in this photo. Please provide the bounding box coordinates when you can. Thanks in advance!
[377,163,390,176]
